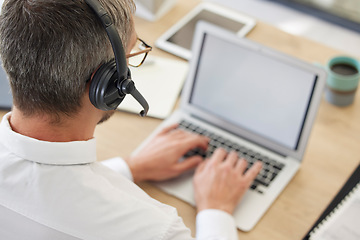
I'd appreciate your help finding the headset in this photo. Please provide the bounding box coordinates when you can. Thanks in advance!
[84,0,149,117]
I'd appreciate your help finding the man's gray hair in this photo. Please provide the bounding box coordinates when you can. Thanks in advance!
[0,0,135,118]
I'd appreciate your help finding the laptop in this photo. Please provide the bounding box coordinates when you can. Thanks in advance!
[134,22,326,231]
[0,60,12,110]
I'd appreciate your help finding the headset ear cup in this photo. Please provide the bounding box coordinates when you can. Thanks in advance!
[85,0,149,116]
[89,59,125,111]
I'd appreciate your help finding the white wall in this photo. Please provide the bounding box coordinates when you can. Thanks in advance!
[206,0,360,57]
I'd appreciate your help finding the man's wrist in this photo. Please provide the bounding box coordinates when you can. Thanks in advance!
[197,203,234,215]
[101,157,134,181]
[196,209,237,240]
[125,157,144,183]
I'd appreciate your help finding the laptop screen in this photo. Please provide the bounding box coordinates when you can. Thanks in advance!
[190,33,318,150]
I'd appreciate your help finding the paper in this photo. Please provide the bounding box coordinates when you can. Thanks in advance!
[117,55,188,119]
[310,184,360,240]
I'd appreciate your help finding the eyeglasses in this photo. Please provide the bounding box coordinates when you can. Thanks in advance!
[126,38,152,67]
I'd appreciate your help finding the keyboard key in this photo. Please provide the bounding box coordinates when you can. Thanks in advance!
[254,177,270,187]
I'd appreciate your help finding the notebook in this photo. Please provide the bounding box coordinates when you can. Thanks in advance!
[303,164,360,240]
[133,22,326,231]
[117,56,188,119]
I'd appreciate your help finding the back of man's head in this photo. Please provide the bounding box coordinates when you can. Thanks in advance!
[0,0,135,119]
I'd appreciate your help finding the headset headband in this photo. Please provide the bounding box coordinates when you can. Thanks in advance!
[84,0,128,81]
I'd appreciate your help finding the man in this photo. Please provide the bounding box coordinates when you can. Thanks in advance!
[0,0,262,239]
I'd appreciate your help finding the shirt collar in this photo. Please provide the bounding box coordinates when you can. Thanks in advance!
[0,112,97,165]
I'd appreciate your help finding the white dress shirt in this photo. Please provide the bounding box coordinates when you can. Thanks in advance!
[0,112,238,240]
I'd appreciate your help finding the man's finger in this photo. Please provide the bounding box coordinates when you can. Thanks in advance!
[244,161,262,180]
[235,158,248,174]
[175,156,203,174]
[179,134,209,151]
[223,151,238,167]
[209,148,227,165]
[195,159,207,174]
[159,123,179,135]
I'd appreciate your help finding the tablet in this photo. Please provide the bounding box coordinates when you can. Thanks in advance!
[155,2,256,60]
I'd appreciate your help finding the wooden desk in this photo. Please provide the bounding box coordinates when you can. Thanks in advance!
[1,0,359,239]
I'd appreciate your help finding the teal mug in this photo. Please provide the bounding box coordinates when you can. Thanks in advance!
[325,56,360,106]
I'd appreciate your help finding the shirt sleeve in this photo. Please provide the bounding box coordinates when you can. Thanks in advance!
[101,157,134,182]
[196,209,238,240]
[161,208,238,240]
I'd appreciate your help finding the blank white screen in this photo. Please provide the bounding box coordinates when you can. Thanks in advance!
[190,34,317,149]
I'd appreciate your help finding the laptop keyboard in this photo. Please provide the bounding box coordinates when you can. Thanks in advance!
[178,120,285,194]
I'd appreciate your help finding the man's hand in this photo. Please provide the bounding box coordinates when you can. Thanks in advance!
[193,148,262,214]
[126,124,209,182]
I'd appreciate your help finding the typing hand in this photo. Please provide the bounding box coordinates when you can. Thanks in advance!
[126,123,209,182]
[193,148,262,214]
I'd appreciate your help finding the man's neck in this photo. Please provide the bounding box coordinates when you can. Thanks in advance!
[9,107,97,142]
